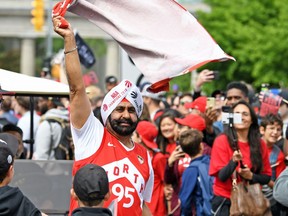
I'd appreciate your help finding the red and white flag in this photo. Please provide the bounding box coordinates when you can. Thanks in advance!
[54,0,235,92]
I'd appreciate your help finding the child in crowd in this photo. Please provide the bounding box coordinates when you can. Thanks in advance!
[2,124,26,159]
[179,129,213,216]
[132,120,167,216]
[0,143,46,216]
[71,164,112,216]
[260,113,287,215]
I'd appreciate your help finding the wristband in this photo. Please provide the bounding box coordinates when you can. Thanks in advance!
[64,46,78,55]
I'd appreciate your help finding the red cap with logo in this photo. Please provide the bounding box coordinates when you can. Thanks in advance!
[184,96,207,113]
[175,114,206,131]
[136,121,158,149]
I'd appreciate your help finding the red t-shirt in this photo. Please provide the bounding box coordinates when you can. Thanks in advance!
[209,134,272,199]
[146,152,168,216]
[166,142,177,155]
[267,145,286,179]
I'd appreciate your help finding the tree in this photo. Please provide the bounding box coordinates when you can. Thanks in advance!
[193,0,288,94]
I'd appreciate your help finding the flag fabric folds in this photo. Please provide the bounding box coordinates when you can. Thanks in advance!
[74,31,96,68]
[54,0,235,92]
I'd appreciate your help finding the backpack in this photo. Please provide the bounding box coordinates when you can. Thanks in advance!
[189,156,214,216]
[262,145,281,204]
[270,145,281,181]
[46,118,74,160]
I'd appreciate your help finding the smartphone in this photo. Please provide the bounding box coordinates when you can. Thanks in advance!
[261,83,269,92]
[207,97,215,108]
[221,106,242,124]
[213,71,220,80]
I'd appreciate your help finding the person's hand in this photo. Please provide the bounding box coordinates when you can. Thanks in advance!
[205,107,219,125]
[164,184,173,201]
[204,106,219,132]
[258,91,266,103]
[168,145,185,167]
[52,15,74,38]
[232,150,243,163]
[238,165,253,180]
[268,180,274,189]
[194,69,214,91]
[52,0,70,28]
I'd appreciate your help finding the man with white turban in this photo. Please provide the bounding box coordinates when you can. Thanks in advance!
[52,15,153,216]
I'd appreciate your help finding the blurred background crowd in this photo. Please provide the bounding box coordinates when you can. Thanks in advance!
[1,68,288,215]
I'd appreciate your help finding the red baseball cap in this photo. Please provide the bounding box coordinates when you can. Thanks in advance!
[175,114,206,131]
[136,121,158,149]
[184,96,207,113]
[153,110,164,122]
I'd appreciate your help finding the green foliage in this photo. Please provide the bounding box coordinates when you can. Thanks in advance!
[53,37,107,75]
[0,39,20,72]
[35,38,46,76]
[85,38,107,57]
[0,49,20,72]
[169,72,192,94]
[194,0,288,93]
[53,37,107,58]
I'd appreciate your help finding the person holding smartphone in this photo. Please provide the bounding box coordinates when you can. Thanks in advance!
[209,100,272,216]
[164,113,207,216]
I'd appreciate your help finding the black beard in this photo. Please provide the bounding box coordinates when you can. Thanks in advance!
[108,116,138,136]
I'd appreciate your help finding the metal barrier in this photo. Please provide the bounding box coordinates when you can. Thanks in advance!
[10,160,73,216]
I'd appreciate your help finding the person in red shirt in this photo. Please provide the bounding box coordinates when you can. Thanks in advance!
[260,113,287,215]
[156,109,183,156]
[155,109,182,215]
[52,16,154,216]
[209,100,272,216]
[132,120,168,216]
[164,113,208,216]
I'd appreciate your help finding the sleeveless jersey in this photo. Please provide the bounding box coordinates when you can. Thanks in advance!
[69,112,153,215]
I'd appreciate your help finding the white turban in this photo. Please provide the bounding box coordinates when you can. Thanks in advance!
[101,79,143,125]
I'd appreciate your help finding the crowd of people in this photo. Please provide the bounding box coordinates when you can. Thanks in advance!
[0,15,288,216]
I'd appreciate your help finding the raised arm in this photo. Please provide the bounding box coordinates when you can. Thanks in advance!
[52,15,91,129]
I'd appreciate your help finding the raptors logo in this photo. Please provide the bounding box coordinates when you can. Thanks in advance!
[125,80,132,88]
[130,91,138,99]
[137,155,144,164]
[103,104,108,111]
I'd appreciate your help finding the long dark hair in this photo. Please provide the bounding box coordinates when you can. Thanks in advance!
[225,100,263,173]
[156,109,182,154]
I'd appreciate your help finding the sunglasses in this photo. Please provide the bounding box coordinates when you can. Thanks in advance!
[179,100,192,106]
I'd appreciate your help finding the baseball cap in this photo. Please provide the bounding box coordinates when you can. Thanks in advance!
[105,76,118,84]
[0,133,18,156]
[185,96,207,113]
[279,89,288,101]
[175,114,206,131]
[141,83,165,101]
[136,121,158,149]
[0,145,14,179]
[48,97,64,107]
[153,110,164,122]
[73,164,109,202]
[211,89,224,98]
